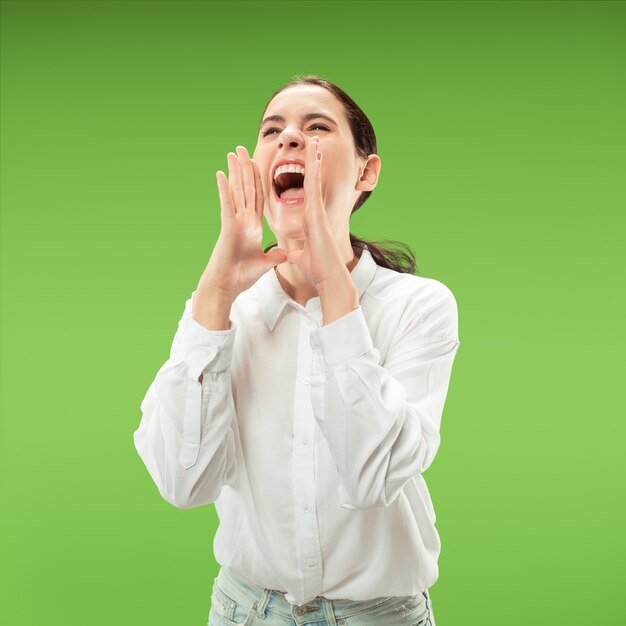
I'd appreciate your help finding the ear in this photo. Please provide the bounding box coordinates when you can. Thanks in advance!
[355,154,381,192]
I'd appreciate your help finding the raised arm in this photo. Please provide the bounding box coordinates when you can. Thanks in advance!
[133,145,288,509]
[133,291,239,509]
[309,281,461,511]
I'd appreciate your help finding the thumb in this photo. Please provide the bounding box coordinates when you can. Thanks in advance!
[287,247,304,266]
[265,247,288,268]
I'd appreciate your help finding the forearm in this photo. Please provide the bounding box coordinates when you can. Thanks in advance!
[133,292,240,508]
[134,379,237,509]
[310,311,460,510]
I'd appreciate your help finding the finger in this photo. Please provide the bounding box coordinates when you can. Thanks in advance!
[227,152,244,213]
[251,159,265,216]
[266,246,288,267]
[314,141,322,206]
[303,138,314,211]
[236,146,255,211]
[305,136,322,214]
[216,170,235,220]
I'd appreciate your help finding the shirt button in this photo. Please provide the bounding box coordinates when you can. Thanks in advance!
[301,439,308,446]
[302,503,309,511]
[303,378,310,385]
[306,559,316,567]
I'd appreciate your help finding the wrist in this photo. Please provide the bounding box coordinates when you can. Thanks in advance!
[196,279,238,305]
[316,270,354,298]
[317,273,359,326]
[192,288,235,331]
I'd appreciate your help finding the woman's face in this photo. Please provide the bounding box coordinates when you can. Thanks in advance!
[253,84,373,244]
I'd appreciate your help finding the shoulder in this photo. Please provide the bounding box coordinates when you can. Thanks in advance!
[366,266,459,342]
[367,265,458,314]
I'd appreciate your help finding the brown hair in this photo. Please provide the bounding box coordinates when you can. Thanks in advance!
[261,74,419,275]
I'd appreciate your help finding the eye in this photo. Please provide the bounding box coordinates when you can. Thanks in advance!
[261,123,330,137]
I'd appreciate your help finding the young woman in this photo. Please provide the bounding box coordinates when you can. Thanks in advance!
[133,75,460,626]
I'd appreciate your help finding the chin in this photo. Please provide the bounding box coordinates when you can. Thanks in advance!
[267,205,304,225]
[273,227,306,242]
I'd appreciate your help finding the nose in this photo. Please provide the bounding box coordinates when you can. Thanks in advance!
[278,127,304,151]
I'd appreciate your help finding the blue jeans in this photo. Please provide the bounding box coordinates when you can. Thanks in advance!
[208,566,435,626]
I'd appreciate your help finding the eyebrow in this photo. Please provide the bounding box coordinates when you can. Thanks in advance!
[260,112,339,128]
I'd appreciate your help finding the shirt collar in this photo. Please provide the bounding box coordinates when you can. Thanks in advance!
[255,245,378,332]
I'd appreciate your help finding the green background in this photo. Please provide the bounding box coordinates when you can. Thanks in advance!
[1,1,624,624]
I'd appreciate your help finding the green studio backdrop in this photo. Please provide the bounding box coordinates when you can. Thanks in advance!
[1,1,624,625]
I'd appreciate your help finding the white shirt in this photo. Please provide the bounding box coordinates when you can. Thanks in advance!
[133,245,461,607]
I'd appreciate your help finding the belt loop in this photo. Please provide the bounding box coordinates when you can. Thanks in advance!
[322,598,338,625]
[254,588,271,618]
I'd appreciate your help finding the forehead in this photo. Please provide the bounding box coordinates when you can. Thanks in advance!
[263,85,346,124]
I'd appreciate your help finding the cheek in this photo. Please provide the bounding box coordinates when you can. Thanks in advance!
[253,163,270,195]
[251,147,267,174]
[322,158,351,190]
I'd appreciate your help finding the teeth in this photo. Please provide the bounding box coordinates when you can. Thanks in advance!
[273,164,305,182]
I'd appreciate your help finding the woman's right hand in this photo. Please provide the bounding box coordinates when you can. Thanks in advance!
[197,145,288,304]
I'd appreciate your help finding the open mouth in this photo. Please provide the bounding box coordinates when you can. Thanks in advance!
[273,171,305,202]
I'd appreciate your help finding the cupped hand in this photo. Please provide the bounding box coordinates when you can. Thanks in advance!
[199,145,288,301]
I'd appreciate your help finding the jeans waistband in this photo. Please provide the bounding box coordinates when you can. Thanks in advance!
[216,566,420,622]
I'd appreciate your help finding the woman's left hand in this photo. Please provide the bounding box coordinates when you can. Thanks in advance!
[286,137,350,290]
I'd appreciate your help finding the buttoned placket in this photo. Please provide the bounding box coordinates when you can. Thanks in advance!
[291,299,324,605]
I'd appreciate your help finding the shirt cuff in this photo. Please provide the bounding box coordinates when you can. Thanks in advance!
[179,315,237,382]
[309,306,373,372]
